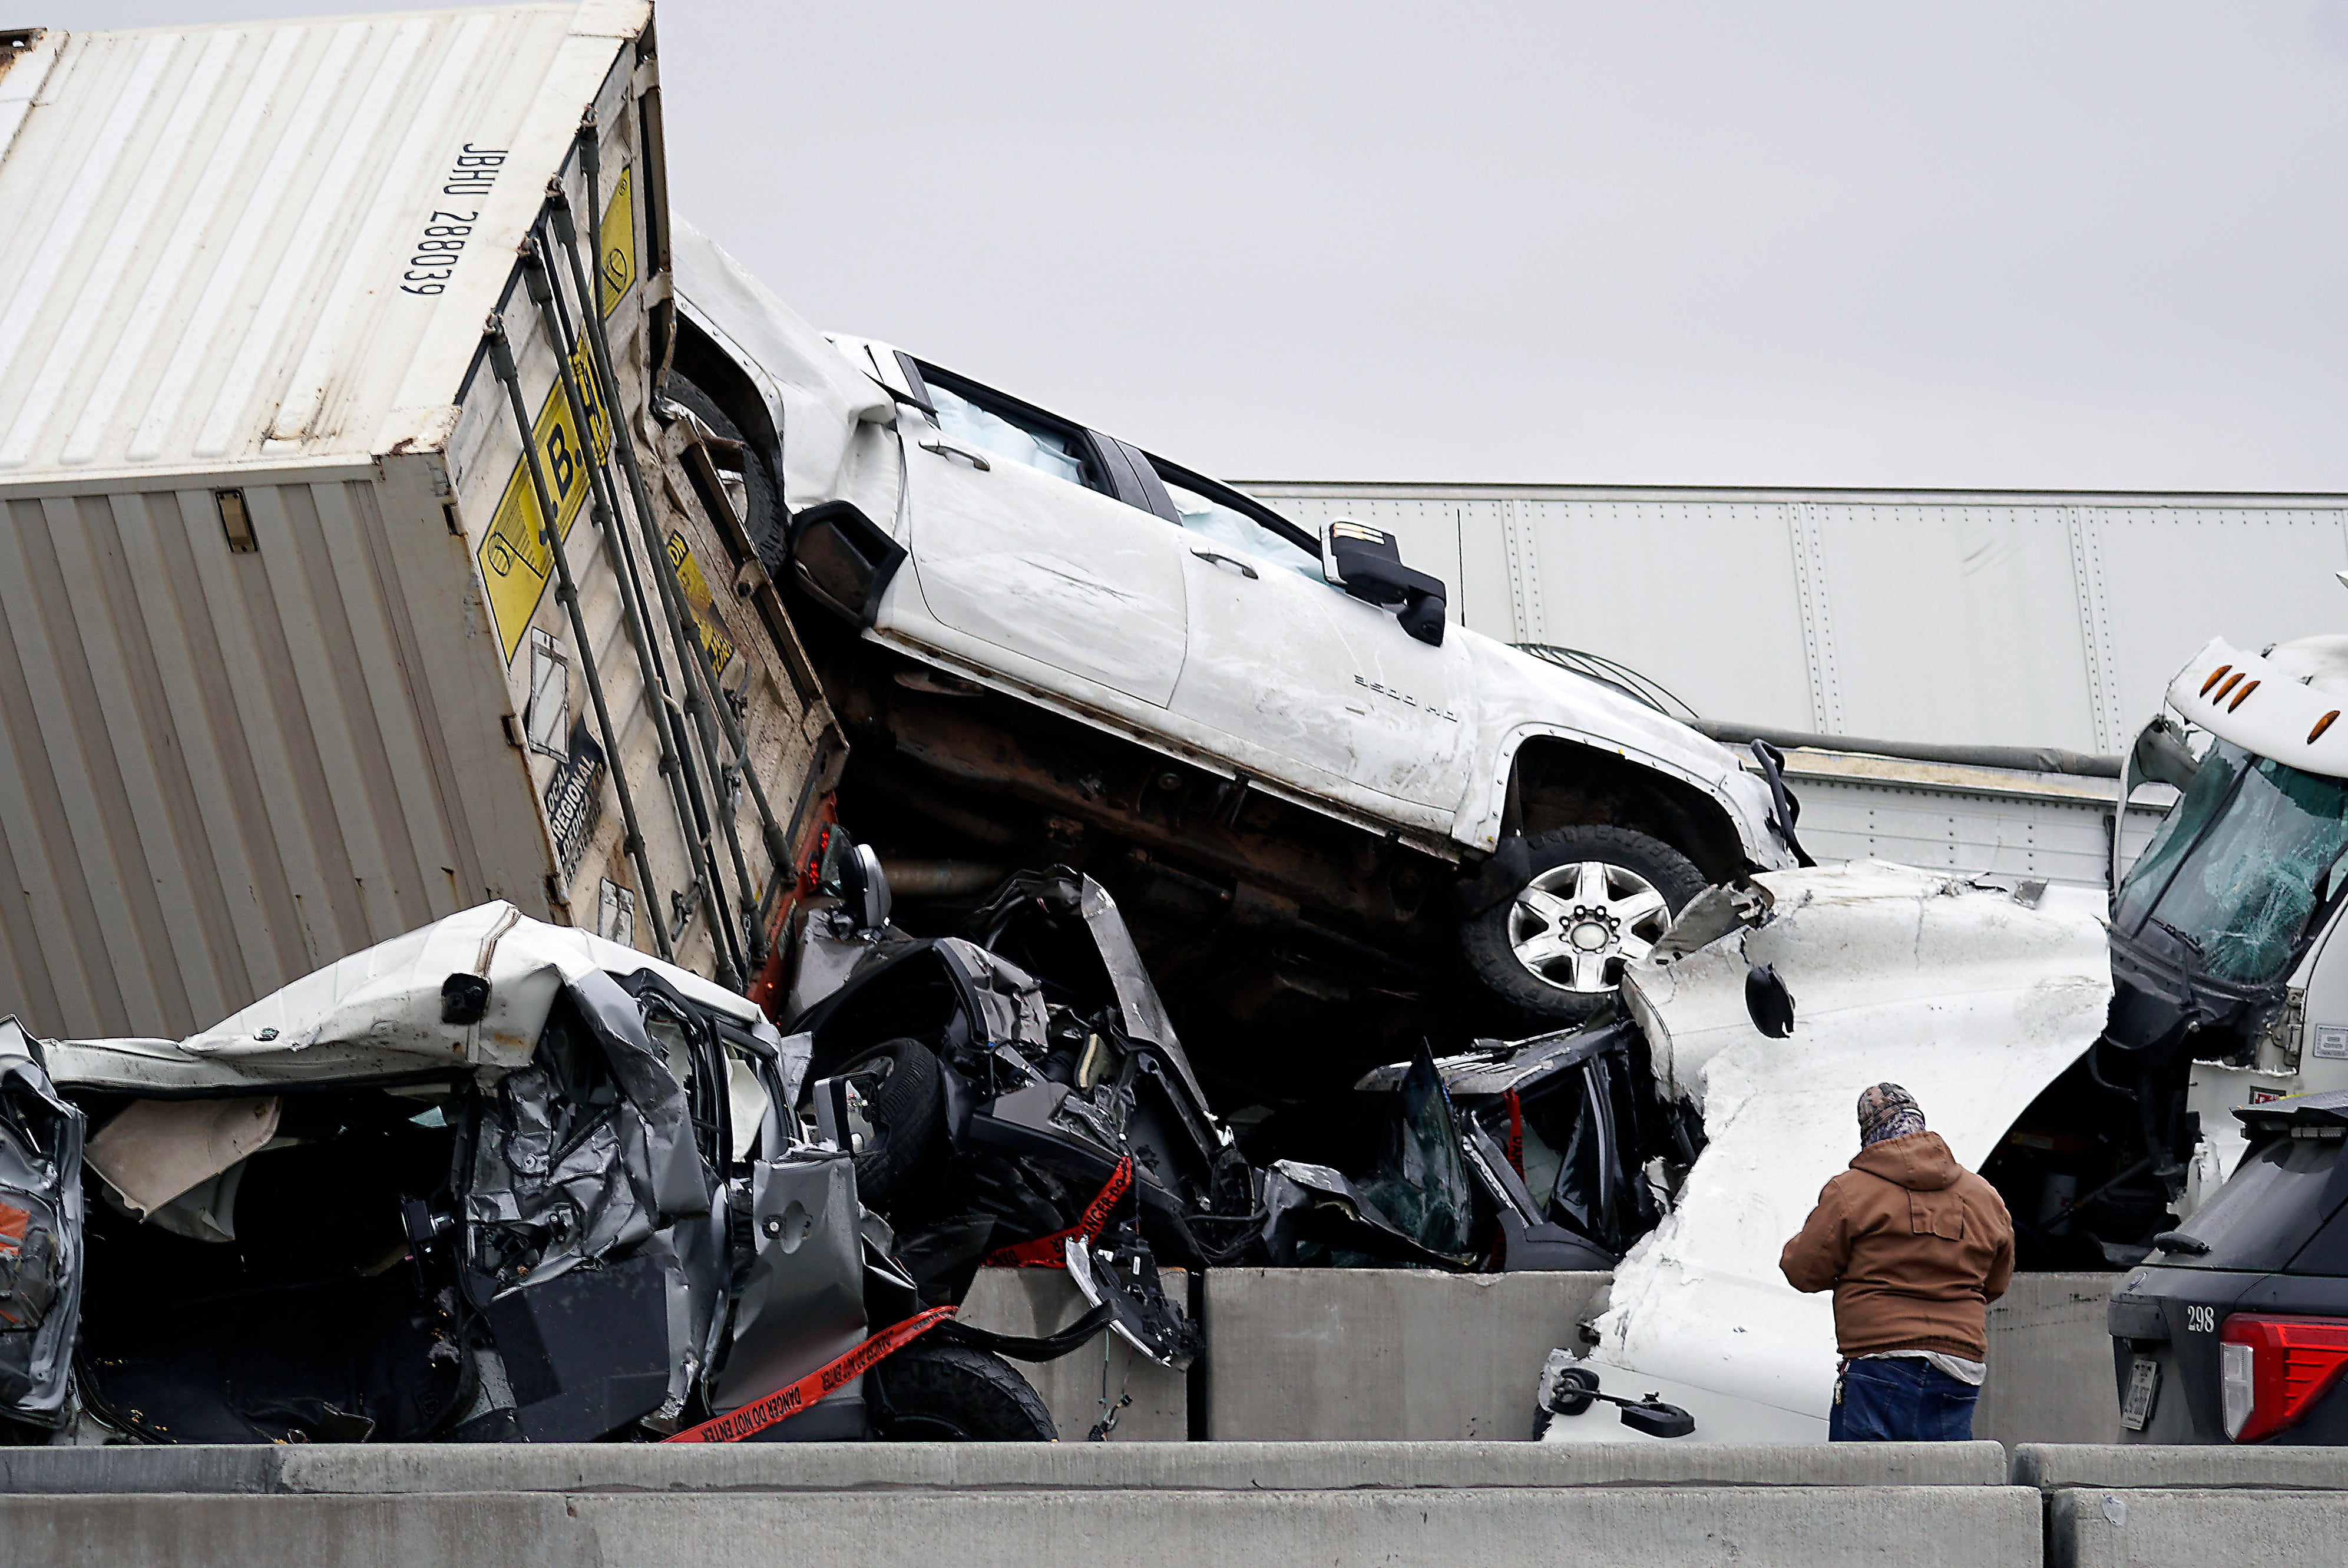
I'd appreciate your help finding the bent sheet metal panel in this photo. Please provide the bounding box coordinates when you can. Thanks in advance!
[1551,861,2112,1440]
[1249,482,2348,758]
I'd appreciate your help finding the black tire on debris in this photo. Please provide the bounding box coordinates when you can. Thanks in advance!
[868,1341,1058,1441]
[830,1037,948,1205]
[1460,825,1708,1026]
[659,372,787,570]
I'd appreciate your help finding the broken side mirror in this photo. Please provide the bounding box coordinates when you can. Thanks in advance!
[2115,714,2200,892]
[788,499,907,628]
[1745,962,1795,1038]
[1539,1362,1696,1438]
[1618,1397,1697,1438]
[1321,518,1446,647]
[813,825,892,932]
[2131,714,2201,794]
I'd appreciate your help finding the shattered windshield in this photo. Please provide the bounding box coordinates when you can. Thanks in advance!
[2114,740,2348,984]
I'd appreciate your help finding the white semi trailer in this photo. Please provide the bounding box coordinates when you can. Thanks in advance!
[0,5,839,1040]
[1254,479,2348,892]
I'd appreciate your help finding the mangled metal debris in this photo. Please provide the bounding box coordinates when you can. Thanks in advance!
[0,905,1080,1445]
[1537,860,2114,1441]
[1248,1017,1688,1275]
[785,848,1248,1369]
[0,1037,82,1428]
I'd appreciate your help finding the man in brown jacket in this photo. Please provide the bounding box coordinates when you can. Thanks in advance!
[1780,1083,2015,1441]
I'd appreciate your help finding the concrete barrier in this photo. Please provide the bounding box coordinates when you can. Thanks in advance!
[1199,1268,2118,1445]
[0,1442,2041,1568]
[2041,1489,2348,1568]
[2016,1444,2348,1568]
[958,1266,1188,1441]
[0,1437,2015,1493]
[1202,1268,1608,1440]
[1975,1275,2119,1448]
[2013,1444,2348,1490]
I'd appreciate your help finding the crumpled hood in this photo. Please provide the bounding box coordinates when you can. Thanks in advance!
[39,903,786,1094]
[670,218,901,526]
[1850,1130,1961,1192]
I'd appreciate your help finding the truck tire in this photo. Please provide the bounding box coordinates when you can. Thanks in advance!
[660,373,786,570]
[1461,826,1706,1025]
[831,1038,947,1205]
[868,1341,1058,1441]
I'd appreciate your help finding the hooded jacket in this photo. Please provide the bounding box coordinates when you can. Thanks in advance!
[1778,1131,2015,1361]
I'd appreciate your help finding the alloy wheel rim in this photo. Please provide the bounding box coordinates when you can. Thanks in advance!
[1506,860,1672,993]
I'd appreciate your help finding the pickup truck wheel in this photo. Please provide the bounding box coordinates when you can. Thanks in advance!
[1461,826,1705,1023]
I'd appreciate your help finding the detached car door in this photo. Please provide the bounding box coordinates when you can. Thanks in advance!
[0,1021,84,1429]
[892,362,1189,709]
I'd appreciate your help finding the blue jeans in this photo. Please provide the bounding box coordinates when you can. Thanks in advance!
[1828,1356,1979,1441]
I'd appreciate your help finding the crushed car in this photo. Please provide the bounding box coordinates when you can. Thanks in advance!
[1307,624,2348,1440]
[778,839,1252,1367]
[1247,1026,1679,1275]
[776,833,1643,1299]
[659,221,1805,1102]
[0,904,1087,1446]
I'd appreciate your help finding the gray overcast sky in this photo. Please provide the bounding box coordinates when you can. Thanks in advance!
[32,2,2348,488]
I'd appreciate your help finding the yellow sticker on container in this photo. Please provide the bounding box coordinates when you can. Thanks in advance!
[667,531,735,677]
[598,166,635,317]
[478,164,640,662]
[478,331,613,662]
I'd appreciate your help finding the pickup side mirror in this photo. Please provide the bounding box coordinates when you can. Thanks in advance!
[1322,519,1446,647]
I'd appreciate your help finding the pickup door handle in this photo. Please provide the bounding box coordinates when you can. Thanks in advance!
[1191,549,1258,580]
[918,436,991,471]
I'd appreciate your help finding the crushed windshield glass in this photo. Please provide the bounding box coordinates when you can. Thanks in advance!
[2114,739,2348,983]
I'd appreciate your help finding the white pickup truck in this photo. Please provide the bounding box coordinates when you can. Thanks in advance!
[667,227,1797,1047]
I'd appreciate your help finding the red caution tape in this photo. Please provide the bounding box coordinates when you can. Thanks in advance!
[662,1304,957,1444]
[980,1156,1134,1269]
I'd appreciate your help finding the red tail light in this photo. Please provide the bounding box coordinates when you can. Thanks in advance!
[2220,1314,2348,1443]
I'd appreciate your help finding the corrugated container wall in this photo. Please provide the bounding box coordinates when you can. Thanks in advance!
[1245,482,2348,757]
[0,5,839,1039]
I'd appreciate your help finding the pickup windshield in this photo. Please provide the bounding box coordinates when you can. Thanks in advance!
[2114,739,2348,984]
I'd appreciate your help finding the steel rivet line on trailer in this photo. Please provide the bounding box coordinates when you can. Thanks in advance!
[485,310,674,962]
[521,233,745,988]
[563,120,794,955]
[532,178,765,972]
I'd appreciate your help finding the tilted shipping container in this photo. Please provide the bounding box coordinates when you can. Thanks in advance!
[0,3,841,1038]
